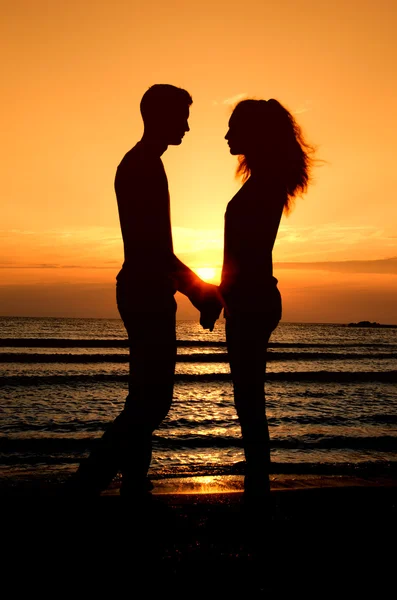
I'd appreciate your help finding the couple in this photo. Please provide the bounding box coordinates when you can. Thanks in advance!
[68,84,313,504]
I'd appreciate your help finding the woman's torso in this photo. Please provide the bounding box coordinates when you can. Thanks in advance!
[220,175,285,316]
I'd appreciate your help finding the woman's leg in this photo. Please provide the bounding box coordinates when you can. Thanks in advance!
[226,314,277,498]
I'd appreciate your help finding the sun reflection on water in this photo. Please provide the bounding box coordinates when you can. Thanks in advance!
[155,475,244,495]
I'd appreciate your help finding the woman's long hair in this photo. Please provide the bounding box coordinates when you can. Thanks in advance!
[233,99,315,214]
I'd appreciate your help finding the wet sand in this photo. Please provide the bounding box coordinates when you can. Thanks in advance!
[3,473,396,592]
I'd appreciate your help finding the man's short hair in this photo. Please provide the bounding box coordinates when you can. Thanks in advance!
[140,84,192,122]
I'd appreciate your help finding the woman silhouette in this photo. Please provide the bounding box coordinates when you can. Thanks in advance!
[219,99,314,504]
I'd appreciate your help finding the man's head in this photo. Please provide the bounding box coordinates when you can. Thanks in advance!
[140,84,192,145]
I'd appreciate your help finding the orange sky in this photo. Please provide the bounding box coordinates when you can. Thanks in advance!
[1,0,397,323]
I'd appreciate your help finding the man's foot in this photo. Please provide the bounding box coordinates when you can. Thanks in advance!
[241,473,273,525]
[244,473,270,497]
[60,474,102,498]
[119,475,153,498]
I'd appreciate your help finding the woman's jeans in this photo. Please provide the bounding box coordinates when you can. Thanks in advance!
[225,292,281,495]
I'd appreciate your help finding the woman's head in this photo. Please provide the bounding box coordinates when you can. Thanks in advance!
[225,98,315,213]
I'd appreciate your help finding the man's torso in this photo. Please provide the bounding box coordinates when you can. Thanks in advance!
[115,142,176,308]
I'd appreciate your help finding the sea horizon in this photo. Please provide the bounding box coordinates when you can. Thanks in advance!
[1,314,396,327]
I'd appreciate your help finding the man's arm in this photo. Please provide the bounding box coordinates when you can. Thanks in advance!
[171,255,207,307]
[171,255,223,329]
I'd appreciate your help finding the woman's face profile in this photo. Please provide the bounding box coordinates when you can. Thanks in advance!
[225,109,256,156]
[225,115,245,155]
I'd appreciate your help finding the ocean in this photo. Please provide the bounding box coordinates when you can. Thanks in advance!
[1,316,397,490]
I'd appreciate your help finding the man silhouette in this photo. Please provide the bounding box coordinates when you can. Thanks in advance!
[66,84,222,498]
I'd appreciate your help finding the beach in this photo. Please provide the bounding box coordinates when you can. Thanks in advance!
[4,474,396,595]
[2,317,396,590]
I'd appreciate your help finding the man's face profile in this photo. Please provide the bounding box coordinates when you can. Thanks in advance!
[162,105,190,145]
[141,85,192,146]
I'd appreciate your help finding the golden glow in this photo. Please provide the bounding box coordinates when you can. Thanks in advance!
[1,1,397,322]
[155,475,244,494]
[193,266,217,282]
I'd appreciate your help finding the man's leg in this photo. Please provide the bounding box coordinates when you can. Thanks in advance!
[118,307,177,496]
[66,303,176,496]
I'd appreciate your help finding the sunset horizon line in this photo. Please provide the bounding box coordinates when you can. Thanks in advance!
[1,314,396,327]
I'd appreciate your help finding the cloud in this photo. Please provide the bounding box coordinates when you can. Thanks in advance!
[0,282,201,320]
[0,263,118,269]
[276,256,397,274]
[274,223,397,261]
[0,227,123,270]
[0,264,61,269]
[213,93,247,107]
[223,93,247,106]
[292,100,312,115]
[2,225,397,279]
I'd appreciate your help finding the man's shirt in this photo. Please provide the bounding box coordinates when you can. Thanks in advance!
[115,141,203,309]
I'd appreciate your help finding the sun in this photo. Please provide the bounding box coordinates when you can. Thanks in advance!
[194,267,217,282]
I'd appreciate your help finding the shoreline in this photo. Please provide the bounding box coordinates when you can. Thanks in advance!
[5,473,396,589]
[2,471,396,497]
[5,473,396,529]
[104,472,397,495]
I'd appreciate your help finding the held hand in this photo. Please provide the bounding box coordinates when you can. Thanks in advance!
[200,312,218,332]
[199,285,224,331]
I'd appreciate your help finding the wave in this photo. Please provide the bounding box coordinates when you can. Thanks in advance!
[162,414,397,427]
[1,371,397,386]
[0,338,395,349]
[1,351,396,363]
[4,413,397,436]
[152,433,397,451]
[1,433,396,454]
[1,456,397,480]
[152,460,397,478]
